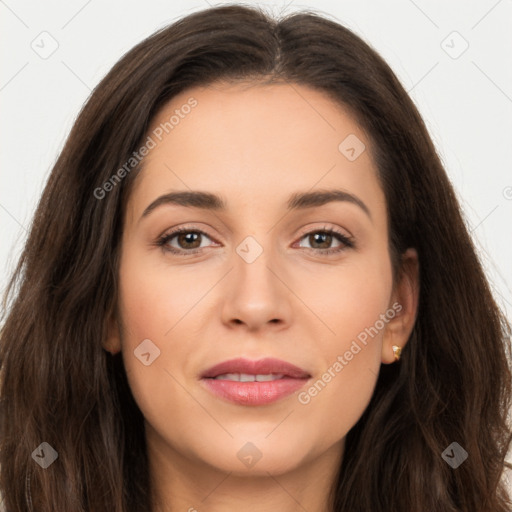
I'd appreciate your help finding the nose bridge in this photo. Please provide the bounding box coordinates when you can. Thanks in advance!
[222,230,291,329]
[234,231,282,299]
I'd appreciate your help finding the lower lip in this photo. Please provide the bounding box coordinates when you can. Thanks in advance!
[201,377,309,405]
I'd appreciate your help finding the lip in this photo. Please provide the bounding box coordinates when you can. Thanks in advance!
[200,357,311,406]
[201,357,310,379]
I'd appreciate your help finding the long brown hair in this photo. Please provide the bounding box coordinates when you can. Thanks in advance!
[1,4,511,511]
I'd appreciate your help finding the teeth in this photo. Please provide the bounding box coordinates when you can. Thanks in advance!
[255,374,282,382]
[213,373,285,382]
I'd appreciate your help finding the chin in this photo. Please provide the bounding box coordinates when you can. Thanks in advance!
[195,437,313,476]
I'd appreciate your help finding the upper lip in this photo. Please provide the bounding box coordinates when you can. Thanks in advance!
[201,357,311,379]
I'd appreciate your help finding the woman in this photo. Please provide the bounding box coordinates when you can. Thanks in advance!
[1,4,510,511]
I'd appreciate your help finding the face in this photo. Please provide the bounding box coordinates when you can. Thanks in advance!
[106,81,418,478]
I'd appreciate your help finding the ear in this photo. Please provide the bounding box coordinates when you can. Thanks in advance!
[102,303,122,355]
[381,247,419,364]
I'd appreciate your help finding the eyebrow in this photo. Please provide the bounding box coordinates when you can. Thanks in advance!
[139,188,372,223]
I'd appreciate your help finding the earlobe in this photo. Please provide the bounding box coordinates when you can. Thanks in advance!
[381,247,420,364]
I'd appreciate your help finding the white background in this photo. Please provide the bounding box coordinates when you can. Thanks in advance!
[1,0,511,492]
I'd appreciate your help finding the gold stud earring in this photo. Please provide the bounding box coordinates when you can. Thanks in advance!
[392,345,402,362]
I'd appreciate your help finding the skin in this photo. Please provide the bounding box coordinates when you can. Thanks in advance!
[104,81,419,512]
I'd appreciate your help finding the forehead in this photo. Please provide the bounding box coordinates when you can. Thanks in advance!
[127,81,385,224]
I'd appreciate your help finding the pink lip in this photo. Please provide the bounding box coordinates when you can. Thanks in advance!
[201,357,310,379]
[200,357,311,406]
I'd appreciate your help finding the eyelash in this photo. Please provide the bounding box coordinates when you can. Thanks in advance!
[154,225,355,257]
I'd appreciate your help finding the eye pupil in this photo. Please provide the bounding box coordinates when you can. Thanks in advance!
[178,232,201,248]
[310,232,332,249]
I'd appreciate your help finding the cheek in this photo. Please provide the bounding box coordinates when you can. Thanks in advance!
[116,241,204,340]
[115,246,189,415]
[293,251,392,433]
[300,245,393,354]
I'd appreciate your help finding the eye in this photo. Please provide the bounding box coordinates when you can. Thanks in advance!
[155,227,217,255]
[295,226,354,255]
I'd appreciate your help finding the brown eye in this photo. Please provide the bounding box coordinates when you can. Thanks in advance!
[157,228,215,254]
[297,228,354,255]
[175,231,203,249]
[306,232,334,249]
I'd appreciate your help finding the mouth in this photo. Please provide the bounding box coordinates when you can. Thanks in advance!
[200,357,311,406]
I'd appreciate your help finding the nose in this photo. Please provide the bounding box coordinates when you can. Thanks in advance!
[220,239,293,333]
